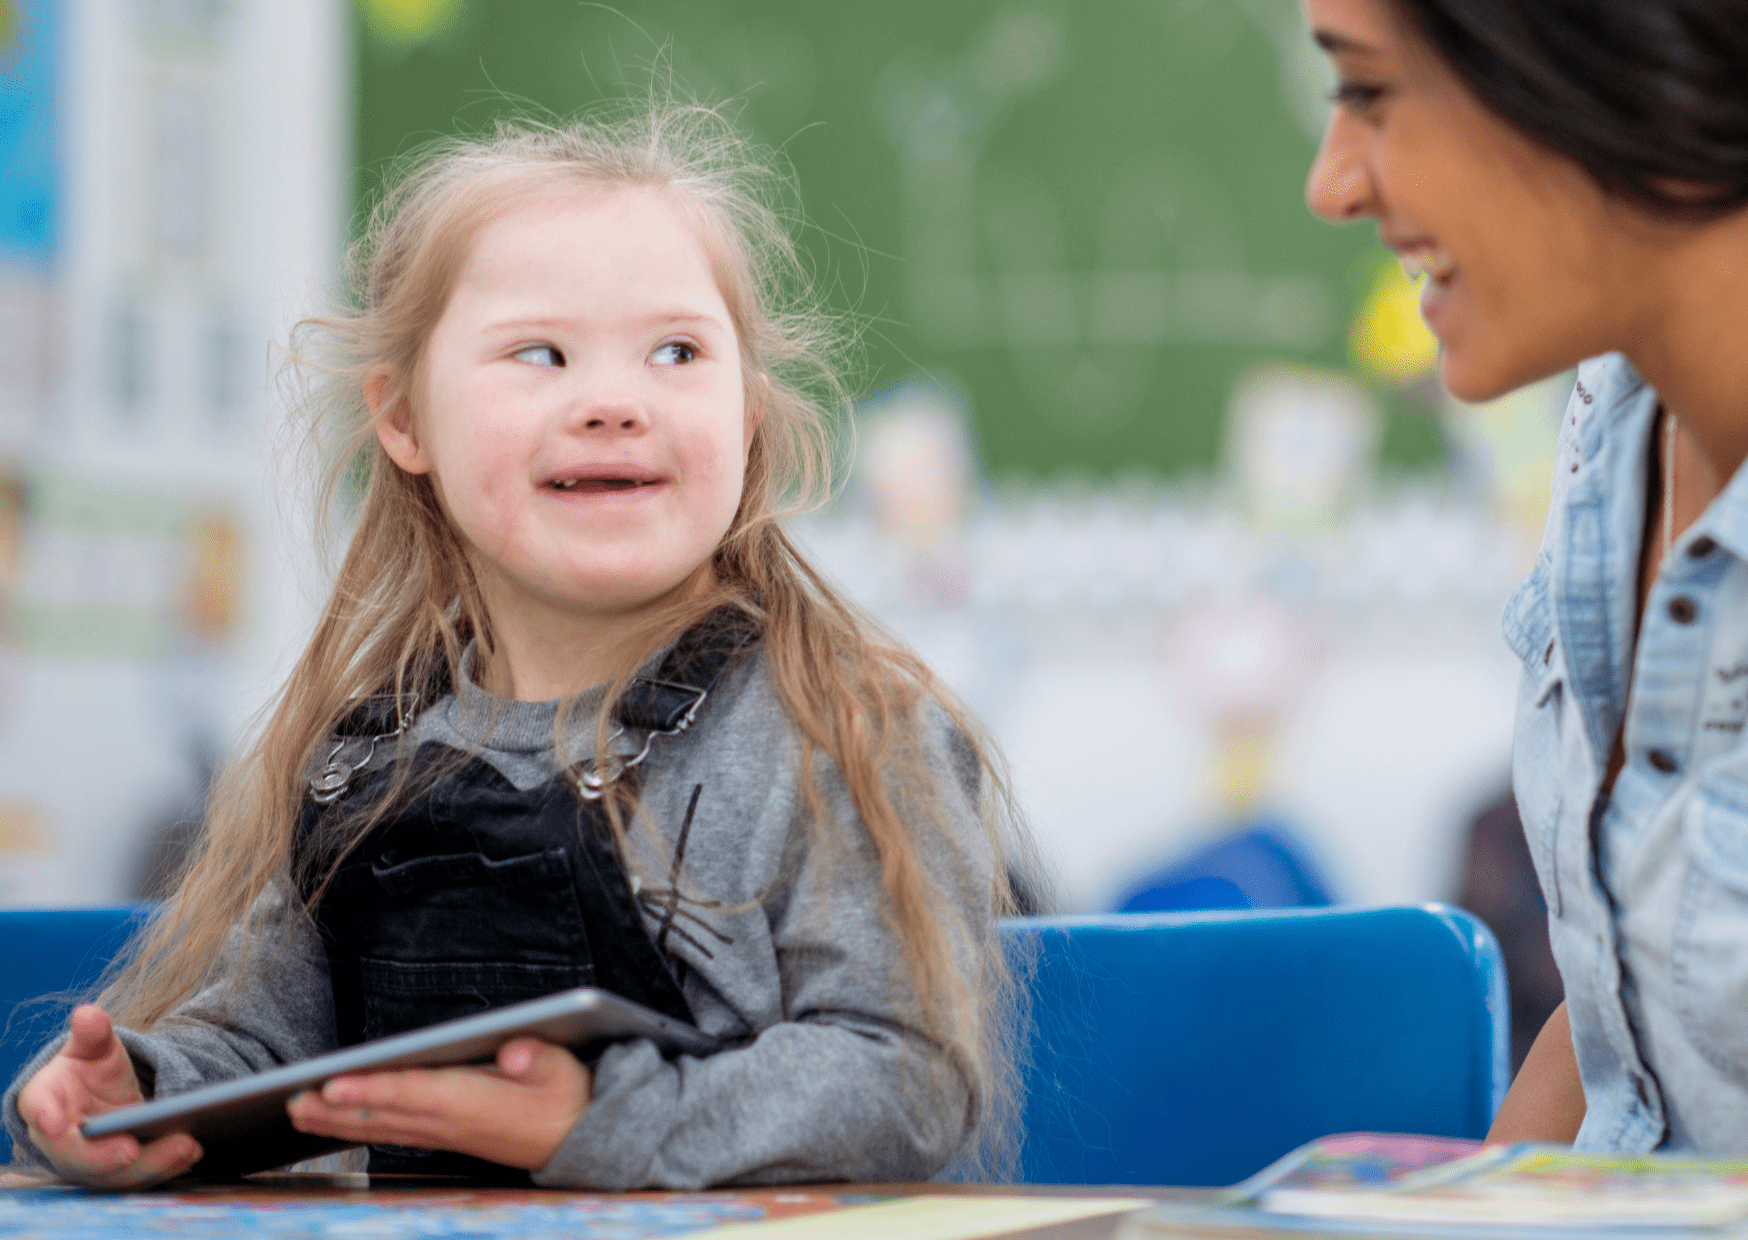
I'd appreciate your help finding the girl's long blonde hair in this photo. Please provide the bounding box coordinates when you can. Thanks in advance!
[99,103,1034,1173]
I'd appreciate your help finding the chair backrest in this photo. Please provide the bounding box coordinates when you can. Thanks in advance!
[1005,904,1509,1186]
[1115,821,1335,913]
[0,907,152,1093]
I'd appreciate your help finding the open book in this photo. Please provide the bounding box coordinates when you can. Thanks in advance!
[1120,1133,1748,1239]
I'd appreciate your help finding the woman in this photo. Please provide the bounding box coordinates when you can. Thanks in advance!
[1304,0,1748,1151]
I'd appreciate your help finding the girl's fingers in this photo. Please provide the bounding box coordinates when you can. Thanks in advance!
[318,1061,510,1113]
[291,1070,518,1141]
[89,1132,203,1189]
[19,1088,65,1138]
[496,1038,541,1078]
[317,1072,441,1115]
[127,1132,204,1183]
[287,1045,588,1170]
[27,1125,200,1189]
[64,1006,117,1061]
[86,1134,142,1171]
[287,1092,443,1149]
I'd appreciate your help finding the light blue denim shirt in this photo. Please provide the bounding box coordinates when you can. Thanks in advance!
[1508,352,1748,1153]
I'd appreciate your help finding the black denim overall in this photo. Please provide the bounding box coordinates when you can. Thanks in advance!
[296,617,751,1181]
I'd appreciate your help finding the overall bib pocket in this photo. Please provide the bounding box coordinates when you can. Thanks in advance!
[358,958,592,1042]
[340,846,592,972]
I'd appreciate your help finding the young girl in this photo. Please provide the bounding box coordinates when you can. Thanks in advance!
[4,107,1026,1189]
[1303,0,1748,1151]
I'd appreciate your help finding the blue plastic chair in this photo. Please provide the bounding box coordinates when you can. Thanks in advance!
[1115,820,1335,913]
[0,907,152,1092]
[1004,905,1509,1186]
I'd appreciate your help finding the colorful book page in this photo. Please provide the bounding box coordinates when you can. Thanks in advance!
[698,1194,1152,1240]
[1227,1131,1487,1202]
[0,1185,866,1239]
[1262,1146,1748,1227]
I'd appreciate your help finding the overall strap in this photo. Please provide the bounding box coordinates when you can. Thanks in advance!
[620,608,760,729]
[571,609,760,800]
[309,611,758,806]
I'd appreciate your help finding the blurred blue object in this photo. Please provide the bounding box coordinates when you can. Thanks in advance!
[1115,820,1334,912]
[0,907,152,1092]
[1004,905,1510,1186]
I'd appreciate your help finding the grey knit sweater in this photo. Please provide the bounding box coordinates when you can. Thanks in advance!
[4,647,995,1188]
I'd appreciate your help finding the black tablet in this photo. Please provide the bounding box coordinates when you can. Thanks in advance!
[80,987,718,1178]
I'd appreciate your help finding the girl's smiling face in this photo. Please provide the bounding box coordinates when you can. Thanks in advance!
[376,186,754,632]
[1302,0,1667,402]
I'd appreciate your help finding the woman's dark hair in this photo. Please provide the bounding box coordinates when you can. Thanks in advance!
[1391,0,1748,222]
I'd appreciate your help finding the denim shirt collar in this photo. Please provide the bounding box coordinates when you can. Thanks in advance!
[1557,352,1748,779]
[1694,433,1748,567]
[1583,354,1748,563]
[1558,356,1659,768]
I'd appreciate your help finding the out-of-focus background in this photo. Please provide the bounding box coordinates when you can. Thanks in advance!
[0,0,1563,1058]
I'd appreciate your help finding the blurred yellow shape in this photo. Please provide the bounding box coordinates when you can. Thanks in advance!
[1215,724,1273,815]
[0,805,49,854]
[1350,251,1440,385]
[0,0,17,56]
[361,0,461,45]
[186,510,245,644]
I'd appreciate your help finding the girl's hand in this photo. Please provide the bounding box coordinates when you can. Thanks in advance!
[285,1037,591,1171]
[16,1005,204,1187]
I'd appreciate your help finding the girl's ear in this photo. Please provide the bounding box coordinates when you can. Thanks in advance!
[367,369,433,476]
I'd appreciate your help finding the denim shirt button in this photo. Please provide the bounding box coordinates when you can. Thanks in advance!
[1649,749,1680,774]
[1669,596,1699,624]
[1689,536,1718,559]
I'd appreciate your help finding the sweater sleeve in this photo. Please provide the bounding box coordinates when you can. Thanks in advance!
[532,706,995,1190]
[4,882,337,1170]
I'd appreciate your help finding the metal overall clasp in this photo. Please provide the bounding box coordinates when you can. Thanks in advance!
[571,679,709,800]
[309,714,411,805]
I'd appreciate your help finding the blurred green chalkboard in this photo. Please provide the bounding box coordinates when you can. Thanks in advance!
[354,0,1436,476]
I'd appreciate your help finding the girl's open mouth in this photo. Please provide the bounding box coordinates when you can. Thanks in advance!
[549,477,663,494]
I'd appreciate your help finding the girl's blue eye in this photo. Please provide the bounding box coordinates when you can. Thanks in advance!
[512,344,564,367]
[652,342,697,366]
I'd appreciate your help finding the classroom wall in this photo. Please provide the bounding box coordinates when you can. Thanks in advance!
[351,0,1447,479]
[0,0,343,904]
[0,0,1558,916]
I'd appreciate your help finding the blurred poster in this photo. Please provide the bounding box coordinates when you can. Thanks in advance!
[0,0,56,261]
[0,0,57,442]
[10,475,248,660]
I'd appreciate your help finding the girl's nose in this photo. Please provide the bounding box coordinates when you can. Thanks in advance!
[583,408,644,432]
[1305,113,1376,223]
[569,390,649,434]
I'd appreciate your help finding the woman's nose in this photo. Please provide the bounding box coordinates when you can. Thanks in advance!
[1305,113,1376,223]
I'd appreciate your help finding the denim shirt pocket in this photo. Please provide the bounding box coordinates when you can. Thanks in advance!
[1674,771,1748,1088]
[1504,556,1565,917]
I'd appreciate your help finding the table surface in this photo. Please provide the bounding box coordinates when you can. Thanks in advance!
[0,1171,1206,1239]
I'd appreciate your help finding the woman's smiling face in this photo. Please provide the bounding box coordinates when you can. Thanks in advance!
[1302,0,1666,402]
